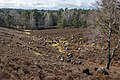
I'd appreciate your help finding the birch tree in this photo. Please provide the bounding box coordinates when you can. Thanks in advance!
[96,0,120,69]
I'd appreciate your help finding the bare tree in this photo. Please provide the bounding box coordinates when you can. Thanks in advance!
[96,0,120,69]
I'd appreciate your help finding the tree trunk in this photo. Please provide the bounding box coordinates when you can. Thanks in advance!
[106,38,111,69]
[106,24,112,69]
[106,57,112,69]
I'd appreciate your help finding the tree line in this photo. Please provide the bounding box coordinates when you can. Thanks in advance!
[0,8,90,29]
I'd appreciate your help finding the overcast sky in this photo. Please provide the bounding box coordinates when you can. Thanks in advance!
[0,0,96,10]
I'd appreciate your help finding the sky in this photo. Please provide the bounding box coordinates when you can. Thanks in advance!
[0,0,96,10]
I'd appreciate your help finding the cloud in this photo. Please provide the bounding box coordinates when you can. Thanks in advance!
[0,0,96,10]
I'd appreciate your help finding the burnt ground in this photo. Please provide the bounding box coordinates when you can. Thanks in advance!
[0,27,120,80]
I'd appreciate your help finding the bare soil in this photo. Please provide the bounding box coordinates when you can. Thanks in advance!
[0,27,120,80]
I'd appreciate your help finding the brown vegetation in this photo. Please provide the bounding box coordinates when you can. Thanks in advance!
[0,27,120,80]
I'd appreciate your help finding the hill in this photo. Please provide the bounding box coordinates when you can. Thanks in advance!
[0,27,120,80]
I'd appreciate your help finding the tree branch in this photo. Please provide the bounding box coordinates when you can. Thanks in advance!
[111,39,120,59]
